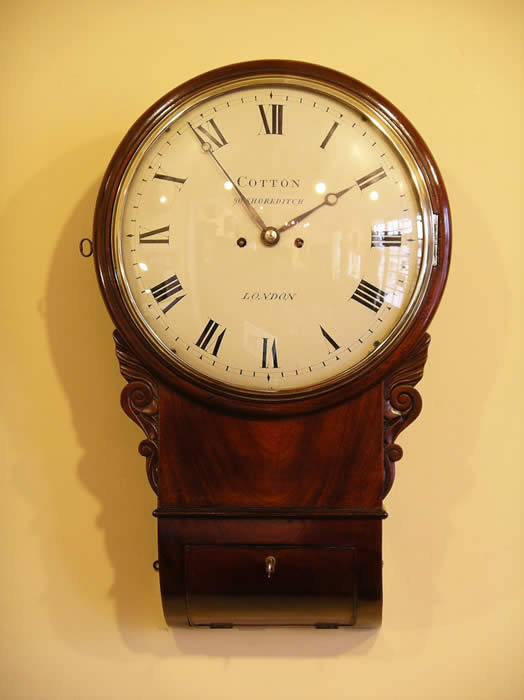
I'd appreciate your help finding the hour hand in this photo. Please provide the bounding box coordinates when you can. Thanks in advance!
[277,185,355,234]
[188,123,269,234]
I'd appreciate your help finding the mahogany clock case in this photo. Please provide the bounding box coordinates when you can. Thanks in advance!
[94,60,451,628]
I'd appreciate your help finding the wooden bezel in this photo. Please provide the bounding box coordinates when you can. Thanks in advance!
[94,59,451,417]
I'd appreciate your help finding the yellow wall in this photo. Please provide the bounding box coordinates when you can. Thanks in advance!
[2,1,523,698]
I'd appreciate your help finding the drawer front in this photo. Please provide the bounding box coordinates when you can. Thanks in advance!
[185,544,356,626]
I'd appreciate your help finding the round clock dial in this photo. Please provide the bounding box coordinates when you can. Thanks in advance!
[106,66,440,398]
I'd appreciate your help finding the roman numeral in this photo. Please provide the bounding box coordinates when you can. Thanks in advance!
[150,274,185,313]
[195,319,226,356]
[258,104,284,135]
[320,121,339,149]
[320,325,340,351]
[261,337,278,368]
[153,173,187,188]
[139,225,170,244]
[195,118,228,150]
[371,230,402,247]
[356,167,387,190]
[351,280,386,313]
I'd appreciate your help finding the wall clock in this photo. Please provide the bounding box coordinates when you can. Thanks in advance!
[94,60,450,627]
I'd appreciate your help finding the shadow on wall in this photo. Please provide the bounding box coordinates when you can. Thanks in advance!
[27,141,490,659]
[43,142,166,653]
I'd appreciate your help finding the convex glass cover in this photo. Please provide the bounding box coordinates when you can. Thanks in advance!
[111,72,437,396]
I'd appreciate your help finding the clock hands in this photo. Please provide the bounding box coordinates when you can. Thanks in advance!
[188,122,272,236]
[276,184,356,235]
[189,121,357,247]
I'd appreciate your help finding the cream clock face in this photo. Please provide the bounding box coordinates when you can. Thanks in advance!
[113,75,435,396]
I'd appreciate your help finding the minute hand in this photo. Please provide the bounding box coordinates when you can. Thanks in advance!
[276,185,355,234]
[188,123,268,232]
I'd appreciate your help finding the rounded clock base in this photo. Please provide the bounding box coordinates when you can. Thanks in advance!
[157,517,383,628]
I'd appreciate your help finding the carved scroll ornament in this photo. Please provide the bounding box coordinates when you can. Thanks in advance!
[383,333,430,497]
[113,330,159,493]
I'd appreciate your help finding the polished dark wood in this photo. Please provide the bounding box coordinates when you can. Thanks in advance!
[157,384,383,510]
[383,332,429,496]
[94,60,451,627]
[115,330,159,493]
[154,368,386,625]
[185,545,358,626]
[114,334,428,627]
[158,519,382,627]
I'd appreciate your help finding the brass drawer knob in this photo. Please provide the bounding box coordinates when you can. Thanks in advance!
[265,555,276,579]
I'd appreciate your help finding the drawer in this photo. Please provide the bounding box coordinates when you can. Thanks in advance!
[185,544,356,627]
